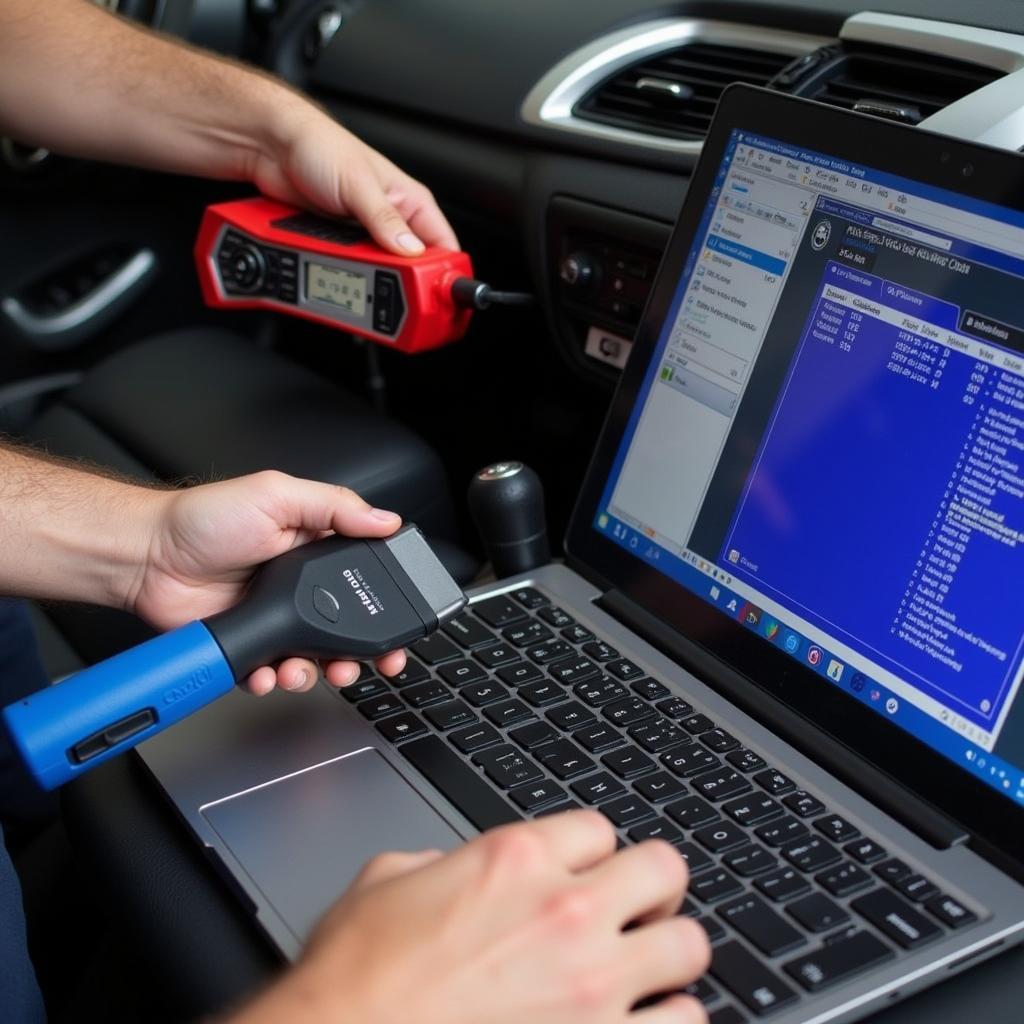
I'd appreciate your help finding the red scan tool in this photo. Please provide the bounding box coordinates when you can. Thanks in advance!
[195,197,474,353]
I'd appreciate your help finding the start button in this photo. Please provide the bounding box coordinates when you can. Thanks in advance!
[312,585,340,623]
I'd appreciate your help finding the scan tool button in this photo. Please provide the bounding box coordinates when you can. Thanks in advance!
[313,585,341,623]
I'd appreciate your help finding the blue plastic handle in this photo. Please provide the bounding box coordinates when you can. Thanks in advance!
[2,620,235,790]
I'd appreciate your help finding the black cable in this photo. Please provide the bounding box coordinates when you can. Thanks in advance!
[451,277,535,310]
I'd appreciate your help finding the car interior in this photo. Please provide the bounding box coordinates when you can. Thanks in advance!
[4,0,1024,1021]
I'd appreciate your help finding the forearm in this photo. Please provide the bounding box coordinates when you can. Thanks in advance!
[0,444,168,610]
[0,0,315,180]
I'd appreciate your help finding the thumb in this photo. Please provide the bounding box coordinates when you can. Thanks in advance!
[342,165,425,256]
[257,473,401,539]
[353,849,445,890]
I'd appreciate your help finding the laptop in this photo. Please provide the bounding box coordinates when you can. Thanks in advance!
[139,84,1024,1022]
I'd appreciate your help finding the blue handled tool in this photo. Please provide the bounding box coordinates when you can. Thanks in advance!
[3,525,466,790]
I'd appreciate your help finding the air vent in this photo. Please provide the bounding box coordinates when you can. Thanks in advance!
[574,43,795,140]
[800,48,1003,121]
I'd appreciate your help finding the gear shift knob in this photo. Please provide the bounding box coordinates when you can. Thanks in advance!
[467,461,550,579]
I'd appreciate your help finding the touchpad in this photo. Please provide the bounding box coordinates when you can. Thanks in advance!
[201,748,462,945]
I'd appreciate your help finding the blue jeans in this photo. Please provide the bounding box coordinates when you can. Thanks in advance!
[0,599,52,1023]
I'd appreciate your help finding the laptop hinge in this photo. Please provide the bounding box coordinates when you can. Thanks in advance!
[596,588,970,851]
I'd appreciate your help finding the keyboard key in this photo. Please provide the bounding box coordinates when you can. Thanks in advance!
[340,676,389,702]
[607,658,644,681]
[582,640,619,662]
[571,771,626,804]
[784,930,894,993]
[475,643,521,669]
[630,718,689,753]
[410,633,461,665]
[510,586,548,609]
[925,893,978,929]
[573,722,626,753]
[502,621,553,647]
[424,700,476,731]
[438,659,488,687]
[519,680,566,707]
[546,701,597,731]
[497,661,544,686]
[708,1006,745,1024]
[782,837,840,873]
[754,769,797,795]
[783,791,825,818]
[527,640,574,664]
[717,894,806,957]
[561,624,594,643]
[666,795,719,829]
[574,677,628,706]
[535,800,582,818]
[851,888,942,949]
[816,861,873,897]
[603,696,657,727]
[701,729,741,754]
[682,976,720,1006]
[813,814,860,843]
[845,838,887,865]
[443,614,498,649]
[375,711,427,743]
[676,842,714,874]
[661,745,719,778]
[548,656,601,685]
[537,605,574,628]
[509,778,566,811]
[388,657,431,688]
[691,868,744,905]
[694,822,749,854]
[656,695,694,719]
[449,722,502,753]
[631,677,671,701]
[680,897,701,918]
[473,595,527,628]
[698,915,727,944]
[536,739,596,780]
[755,815,808,848]
[635,771,687,803]
[786,892,849,933]
[895,874,940,903]
[602,745,656,779]
[400,735,521,831]
[723,844,777,878]
[874,858,912,884]
[509,720,559,750]
[628,818,684,845]
[754,867,810,903]
[723,795,782,827]
[599,794,656,828]
[357,694,405,719]
[726,749,766,773]
[403,681,452,708]
[461,681,511,707]
[710,940,798,1015]
[473,745,543,789]
[692,768,752,802]
[681,713,715,735]
[484,699,534,727]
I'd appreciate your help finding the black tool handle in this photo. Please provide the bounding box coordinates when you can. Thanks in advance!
[467,461,550,578]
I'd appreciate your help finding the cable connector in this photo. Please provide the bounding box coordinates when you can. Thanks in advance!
[451,277,534,310]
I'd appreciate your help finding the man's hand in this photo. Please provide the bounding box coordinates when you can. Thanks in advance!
[231,812,711,1024]
[130,471,407,695]
[0,0,458,257]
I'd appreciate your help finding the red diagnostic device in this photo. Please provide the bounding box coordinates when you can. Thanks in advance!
[195,197,475,353]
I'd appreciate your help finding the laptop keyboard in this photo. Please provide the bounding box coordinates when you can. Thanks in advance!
[339,586,981,1021]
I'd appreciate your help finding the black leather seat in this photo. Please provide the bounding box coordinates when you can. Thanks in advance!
[22,326,477,665]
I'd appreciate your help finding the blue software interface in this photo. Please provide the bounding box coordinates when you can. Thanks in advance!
[595,129,1024,805]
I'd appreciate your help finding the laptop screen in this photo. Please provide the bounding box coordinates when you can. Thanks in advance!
[593,122,1024,810]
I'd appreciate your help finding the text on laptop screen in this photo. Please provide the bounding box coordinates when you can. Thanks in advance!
[596,129,1024,807]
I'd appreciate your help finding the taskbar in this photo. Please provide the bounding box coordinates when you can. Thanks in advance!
[596,508,1024,808]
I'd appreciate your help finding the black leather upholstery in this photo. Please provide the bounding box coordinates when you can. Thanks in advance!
[23,327,477,665]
